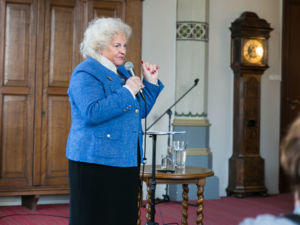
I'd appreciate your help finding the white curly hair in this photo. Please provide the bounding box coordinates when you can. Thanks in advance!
[80,17,132,59]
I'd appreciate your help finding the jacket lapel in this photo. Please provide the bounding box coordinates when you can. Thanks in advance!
[117,65,131,80]
[83,58,124,85]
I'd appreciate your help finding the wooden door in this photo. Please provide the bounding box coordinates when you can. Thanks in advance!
[0,0,142,194]
[0,0,37,188]
[280,0,300,192]
[36,0,81,186]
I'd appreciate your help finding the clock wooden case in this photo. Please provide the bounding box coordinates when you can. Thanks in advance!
[226,12,273,197]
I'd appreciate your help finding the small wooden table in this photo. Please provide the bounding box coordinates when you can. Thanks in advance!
[138,165,214,225]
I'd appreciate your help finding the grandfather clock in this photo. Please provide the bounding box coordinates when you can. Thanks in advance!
[226,12,273,197]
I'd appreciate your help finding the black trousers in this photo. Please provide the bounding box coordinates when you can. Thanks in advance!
[68,160,140,225]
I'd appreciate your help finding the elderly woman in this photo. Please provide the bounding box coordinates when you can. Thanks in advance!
[66,17,164,225]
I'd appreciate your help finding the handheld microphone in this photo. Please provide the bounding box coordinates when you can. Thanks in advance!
[124,61,136,77]
[124,62,145,101]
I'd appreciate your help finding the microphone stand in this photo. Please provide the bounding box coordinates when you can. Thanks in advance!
[146,133,159,225]
[146,78,199,131]
[145,78,199,223]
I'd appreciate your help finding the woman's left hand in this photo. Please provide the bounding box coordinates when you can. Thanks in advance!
[141,61,159,85]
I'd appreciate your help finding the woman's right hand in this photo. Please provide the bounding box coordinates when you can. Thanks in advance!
[125,76,144,95]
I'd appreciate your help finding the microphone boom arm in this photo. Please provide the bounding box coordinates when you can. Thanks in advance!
[146,78,199,131]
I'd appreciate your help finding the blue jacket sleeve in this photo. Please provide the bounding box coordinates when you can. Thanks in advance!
[138,79,164,118]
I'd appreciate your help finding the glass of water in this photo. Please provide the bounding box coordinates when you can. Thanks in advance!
[161,154,173,169]
[173,140,186,169]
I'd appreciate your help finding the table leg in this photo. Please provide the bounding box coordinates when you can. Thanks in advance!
[182,183,189,225]
[196,179,205,225]
[146,181,152,222]
[137,184,142,225]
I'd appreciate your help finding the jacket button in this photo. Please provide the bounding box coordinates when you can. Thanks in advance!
[135,109,139,114]
[107,134,111,138]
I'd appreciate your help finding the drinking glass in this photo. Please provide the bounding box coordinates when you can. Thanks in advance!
[161,154,168,169]
[161,154,172,169]
[173,140,186,168]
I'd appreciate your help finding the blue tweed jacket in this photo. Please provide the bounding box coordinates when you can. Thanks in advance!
[66,57,164,167]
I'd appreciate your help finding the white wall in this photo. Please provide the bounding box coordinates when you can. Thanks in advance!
[176,0,208,117]
[208,0,282,196]
[142,0,282,198]
[142,0,177,198]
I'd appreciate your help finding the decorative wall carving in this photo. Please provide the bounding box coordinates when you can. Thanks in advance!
[176,21,208,41]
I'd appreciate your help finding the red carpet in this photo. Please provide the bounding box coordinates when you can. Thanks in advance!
[0,204,69,225]
[0,193,294,225]
[202,193,293,225]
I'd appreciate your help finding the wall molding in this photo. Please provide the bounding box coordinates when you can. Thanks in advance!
[186,148,211,156]
[175,111,207,118]
[173,119,211,127]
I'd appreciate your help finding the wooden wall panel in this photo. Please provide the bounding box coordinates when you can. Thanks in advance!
[40,0,79,186]
[0,0,36,188]
[0,96,32,186]
[2,96,27,178]
[93,1,123,18]
[49,6,74,87]
[43,96,70,185]
[125,0,142,75]
[280,0,300,192]
[4,4,30,86]
[44,0,80,88]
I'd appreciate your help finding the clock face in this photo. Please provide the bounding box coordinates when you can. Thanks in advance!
[242,39,264,64]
